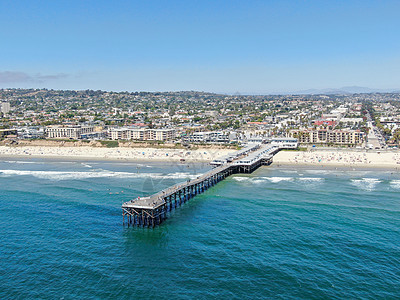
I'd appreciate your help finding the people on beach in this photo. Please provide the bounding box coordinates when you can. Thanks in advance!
[0,145,234,162]
[274,150,399,167]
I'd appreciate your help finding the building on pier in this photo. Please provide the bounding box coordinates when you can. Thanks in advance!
[270,137,298,148]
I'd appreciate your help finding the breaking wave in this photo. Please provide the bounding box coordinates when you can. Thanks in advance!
[0,169,198,181]
[81,163,93,168]
[390,180,400,190]
[233,176,324,184]
[232,177,269,184]
[3,160,38,164]
[298,177,324,182]
[265,177,294,183]
[350,178,381,191]
[232,177,250,182]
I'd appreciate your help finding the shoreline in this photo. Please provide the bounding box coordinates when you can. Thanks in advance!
[0,145,235,163]
[272,162,400,172]
[0,145,399,170]
[273,150,400,170]
[0,154,212,163]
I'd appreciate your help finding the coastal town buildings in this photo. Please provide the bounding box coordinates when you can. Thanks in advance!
[0,102,10,114]
[17,127,45,139]
[45,125,95,139]
[0,129,17,138]
[288,129,364,146]
[1,89,399,147]
[108,128,176,141]
[186,132,230,143]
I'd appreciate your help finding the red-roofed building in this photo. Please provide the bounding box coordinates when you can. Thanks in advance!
[313,120,336,127]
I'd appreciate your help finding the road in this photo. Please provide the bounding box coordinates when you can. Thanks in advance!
[366,113,386,149]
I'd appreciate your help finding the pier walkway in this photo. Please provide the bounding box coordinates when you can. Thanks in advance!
[122,139,297,227]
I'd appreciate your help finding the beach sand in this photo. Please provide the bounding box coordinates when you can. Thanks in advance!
[1,145,400,169]
[274,150,400,169]
[0,145,235,162]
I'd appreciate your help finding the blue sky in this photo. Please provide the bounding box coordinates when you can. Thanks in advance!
[0,0,399,94]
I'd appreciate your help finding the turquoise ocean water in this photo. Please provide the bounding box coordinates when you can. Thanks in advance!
[0,158,399,299]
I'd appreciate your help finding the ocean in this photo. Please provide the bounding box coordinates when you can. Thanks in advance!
[0,158,399,299]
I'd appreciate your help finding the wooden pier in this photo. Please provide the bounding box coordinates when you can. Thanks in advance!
[122,141,294,227]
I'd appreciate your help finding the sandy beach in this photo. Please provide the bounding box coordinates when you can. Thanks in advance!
[1,145,400,169]
[274,150,400,169]
[0,145,235,162]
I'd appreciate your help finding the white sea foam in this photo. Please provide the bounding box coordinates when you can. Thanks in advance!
[305,169,373,177]
[390,180,400,189]
[232,177,249,182]
[135,163,153,168]
[0,169,197,181]
[348,171,373,177]
[265,177,293,183]
[252,179,268,184]
[304,169,330,175]
[298,177,324,182]
[232,177,270,185]
[280,170,299,174]
[3,160,37,164]
[351,178,381,191]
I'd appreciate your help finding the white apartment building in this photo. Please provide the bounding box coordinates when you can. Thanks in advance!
[188,131,229,143]
[109,128,131,140]
[46,125,95,139]
[288,129,364,145]
[109,128,176,141]
[0,102,10,114]
[153,129,176,141]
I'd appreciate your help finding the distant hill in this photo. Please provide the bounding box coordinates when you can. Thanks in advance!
[295,86,400,95]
